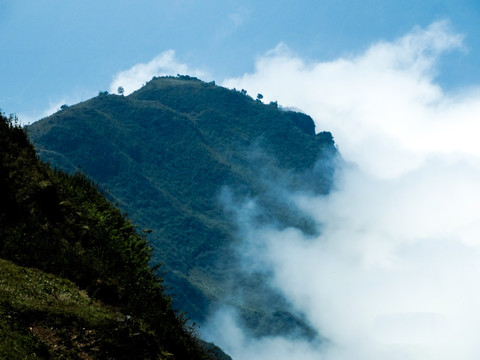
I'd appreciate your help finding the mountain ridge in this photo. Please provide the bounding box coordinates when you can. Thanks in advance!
[28,76,338,337]
[0,112,228,359]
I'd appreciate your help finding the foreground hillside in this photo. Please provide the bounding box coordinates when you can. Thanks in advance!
[0,113,228,359]
[28,76,338,336]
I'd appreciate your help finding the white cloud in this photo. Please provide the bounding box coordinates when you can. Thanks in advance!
[223,20,467,179]
[228,10,248,29]
[243,160,480,360]
[109,50,207,95]
[206,20,480,360]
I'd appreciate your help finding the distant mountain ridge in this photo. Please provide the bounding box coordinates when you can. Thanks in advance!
[28,76,338,337]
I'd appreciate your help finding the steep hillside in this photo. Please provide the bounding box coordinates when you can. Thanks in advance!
[28,76,338,337]
[0,113,228,359]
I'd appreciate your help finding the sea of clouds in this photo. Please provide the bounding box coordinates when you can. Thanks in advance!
[197,20,480,360]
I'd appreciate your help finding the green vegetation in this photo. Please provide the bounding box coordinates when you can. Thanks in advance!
[0,258,153,359]
[0,112,226,359]
[28,76,338,337]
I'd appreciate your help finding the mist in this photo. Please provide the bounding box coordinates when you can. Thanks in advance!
[201,21,480,359]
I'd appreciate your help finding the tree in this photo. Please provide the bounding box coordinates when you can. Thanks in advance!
[117,86,125,96]
[256,93,263,100]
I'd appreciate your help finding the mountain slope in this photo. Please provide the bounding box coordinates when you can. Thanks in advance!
[28,76,338,337]
[0,112,227,359]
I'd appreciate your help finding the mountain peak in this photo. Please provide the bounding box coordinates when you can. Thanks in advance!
[28,76,338,338]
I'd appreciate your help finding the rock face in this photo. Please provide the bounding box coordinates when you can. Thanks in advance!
[28,76,338,337]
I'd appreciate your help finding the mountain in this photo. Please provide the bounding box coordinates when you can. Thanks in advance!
[0,113,228,359]
[28,76,338,337]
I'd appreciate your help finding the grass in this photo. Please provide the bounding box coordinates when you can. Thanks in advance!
[0,258,116,322]
[0,258,159,359]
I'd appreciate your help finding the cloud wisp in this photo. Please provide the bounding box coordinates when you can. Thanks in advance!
[109,50,207,95]
[200,20,480,360]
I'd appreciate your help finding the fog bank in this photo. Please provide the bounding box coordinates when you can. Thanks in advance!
[201,21,480,360]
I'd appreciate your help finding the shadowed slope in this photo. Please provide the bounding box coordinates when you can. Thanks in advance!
[1,112,226,359]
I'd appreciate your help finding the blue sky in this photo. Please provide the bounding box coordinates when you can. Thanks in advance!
[2,0,480,122]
